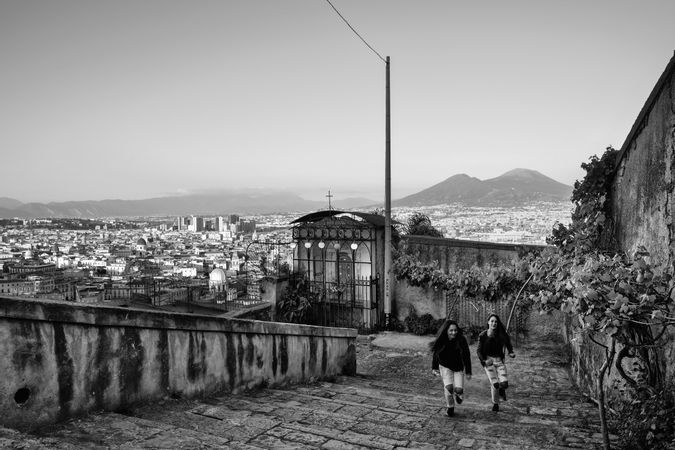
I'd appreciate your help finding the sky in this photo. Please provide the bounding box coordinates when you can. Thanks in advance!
[1,1,675,204]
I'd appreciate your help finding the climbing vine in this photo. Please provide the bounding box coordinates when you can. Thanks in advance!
[393,212,533,304]
[393,252,533,303]
[547,146,618,252]
[528,147,675,450]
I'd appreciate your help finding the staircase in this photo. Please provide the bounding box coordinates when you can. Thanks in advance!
[0,335,615,449]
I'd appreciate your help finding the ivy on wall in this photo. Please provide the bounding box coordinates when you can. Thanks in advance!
[528,147,675,450]
[393,251,532,303]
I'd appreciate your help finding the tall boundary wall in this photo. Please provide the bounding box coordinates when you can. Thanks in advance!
[566,54,675,401]
[399,235,545,272]
[0,296,356,429]
[394,235,547,326]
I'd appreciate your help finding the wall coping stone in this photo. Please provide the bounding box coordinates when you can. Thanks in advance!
[0,296,356,338]
[402,235,549,252]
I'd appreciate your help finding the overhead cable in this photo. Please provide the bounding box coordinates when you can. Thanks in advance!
[324,0,386,63]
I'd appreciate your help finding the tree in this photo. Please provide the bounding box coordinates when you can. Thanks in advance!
[404,213,444,238]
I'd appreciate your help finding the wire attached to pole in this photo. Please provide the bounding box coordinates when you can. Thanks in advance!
[324,0,386,63]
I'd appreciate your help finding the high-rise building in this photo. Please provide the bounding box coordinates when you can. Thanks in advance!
[240,220,256,234]
[177,216,192,231]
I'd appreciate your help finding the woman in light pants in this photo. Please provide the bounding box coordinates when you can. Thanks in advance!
[430,320,472,417]
[477,314,515,412]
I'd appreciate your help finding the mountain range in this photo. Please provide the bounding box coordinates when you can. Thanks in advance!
[0,169,572,219]
[393,168,572,207]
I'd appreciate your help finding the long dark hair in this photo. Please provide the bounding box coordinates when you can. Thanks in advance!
[429,319,464,353]
[487,313,508,340]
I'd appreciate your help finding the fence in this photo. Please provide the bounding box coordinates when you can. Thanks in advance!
[102,278,268,315]
[446,293,526,345]
[213,290,269,313]
[284,275,380,333]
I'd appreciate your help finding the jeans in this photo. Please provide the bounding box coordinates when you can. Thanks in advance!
[439,364,465,407]
[483,357,508,404]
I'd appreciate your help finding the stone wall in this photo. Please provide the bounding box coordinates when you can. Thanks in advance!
[608,55,675,389]
[609,57,675,269]
[562,315,652,405]
[399,235,545,272]
[0,296,356,429]
[569,54,675,398]
[393,236,557,339]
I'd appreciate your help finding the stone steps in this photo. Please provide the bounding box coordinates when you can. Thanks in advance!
[0,338,617,449]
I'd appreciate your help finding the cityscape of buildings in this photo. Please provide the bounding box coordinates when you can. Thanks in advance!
[393,201,573,245]
[0,201,572,310]
[0,215,291,312]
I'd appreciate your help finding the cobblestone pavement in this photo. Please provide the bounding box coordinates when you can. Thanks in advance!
[0,334,616,449]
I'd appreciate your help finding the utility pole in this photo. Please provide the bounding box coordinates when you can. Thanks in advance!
[321,0,391,327]
[384,56,392,326]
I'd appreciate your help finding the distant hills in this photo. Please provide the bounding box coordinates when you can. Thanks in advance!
[393,168,572,207]
[0,190,374,219]
[0,169,572,218]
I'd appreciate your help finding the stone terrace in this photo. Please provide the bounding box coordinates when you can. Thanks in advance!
[1,333,614,449]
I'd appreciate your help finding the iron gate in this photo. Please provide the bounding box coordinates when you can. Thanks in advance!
[297,276,380,332]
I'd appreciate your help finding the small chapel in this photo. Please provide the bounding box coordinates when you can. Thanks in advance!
[288,209,393,331]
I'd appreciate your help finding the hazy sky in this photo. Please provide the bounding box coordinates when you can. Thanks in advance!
[1,1,674,203]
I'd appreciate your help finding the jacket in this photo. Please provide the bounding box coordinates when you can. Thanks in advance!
[476,330,513,365]
[431,336,472,375]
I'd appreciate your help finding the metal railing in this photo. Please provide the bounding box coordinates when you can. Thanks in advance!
[304,276,379,332]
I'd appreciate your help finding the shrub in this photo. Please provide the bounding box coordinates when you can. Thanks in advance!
[612,383,675,449]
[404,308,444,335]
[277,278,317,324]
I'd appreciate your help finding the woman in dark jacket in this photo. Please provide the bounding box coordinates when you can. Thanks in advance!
[430,319,472,417]
[477,314,515,412]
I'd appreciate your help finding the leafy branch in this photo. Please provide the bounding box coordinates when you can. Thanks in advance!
[530,146,675,449]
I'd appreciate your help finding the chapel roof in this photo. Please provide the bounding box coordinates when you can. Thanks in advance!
[290,210,400,227]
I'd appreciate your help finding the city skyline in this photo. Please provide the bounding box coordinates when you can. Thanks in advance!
[1,1,674,203]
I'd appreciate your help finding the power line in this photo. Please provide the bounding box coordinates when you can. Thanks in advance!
[324,0,386,63]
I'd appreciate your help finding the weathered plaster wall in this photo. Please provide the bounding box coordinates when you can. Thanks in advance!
[610,69,675,268]
[399,235,544,272]
[562,315,652,405]
[608,61,675,391]
[0,297,356,429]
[568,57,675,399]
[393,283,446,322]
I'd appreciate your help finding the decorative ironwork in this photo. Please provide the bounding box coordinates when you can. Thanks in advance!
[288,274,379,332]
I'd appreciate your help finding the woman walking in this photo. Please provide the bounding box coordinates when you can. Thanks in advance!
[477,314,515,412]
[430,320,472,417]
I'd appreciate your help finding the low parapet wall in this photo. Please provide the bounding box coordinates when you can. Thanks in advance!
[0,297,356,429]
[400,235,546,271]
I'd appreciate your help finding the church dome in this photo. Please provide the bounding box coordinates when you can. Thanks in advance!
[136,238,147,246]
[209,268,227,282]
